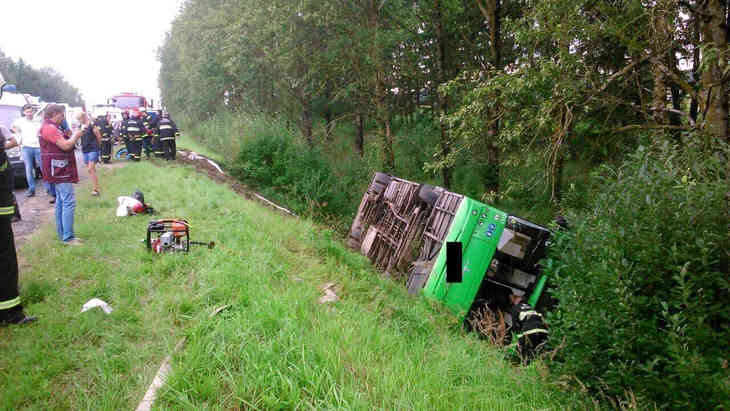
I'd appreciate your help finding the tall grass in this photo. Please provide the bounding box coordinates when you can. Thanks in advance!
[0,160,591,409]
[179,111,290,165]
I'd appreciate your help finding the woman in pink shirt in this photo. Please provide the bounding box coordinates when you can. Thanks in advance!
[39,105,83,245]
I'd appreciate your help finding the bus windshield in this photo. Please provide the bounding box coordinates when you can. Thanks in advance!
[113,96,144,109]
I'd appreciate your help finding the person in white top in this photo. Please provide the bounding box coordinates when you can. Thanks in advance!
[11,104,50,198]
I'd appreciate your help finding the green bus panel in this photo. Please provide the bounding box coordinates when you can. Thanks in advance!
[422,197,507,318]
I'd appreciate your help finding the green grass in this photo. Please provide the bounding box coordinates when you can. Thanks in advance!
[0,156,591,409]
[176,133,224,164]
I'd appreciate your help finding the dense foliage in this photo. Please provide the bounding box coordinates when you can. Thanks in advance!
[545,139,730,408]
[0,50,84,106]
[229,120,360,217]
[159,0,730,407]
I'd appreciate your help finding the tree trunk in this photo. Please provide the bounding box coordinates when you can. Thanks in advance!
[651,1,670,127]
[434,0,452,188]
[302,100,313,147]
[356,111,364,157]
[325,85,334,141]
[369,0,395,171]
[550,103,572,206]
[699,0,729,143]
[690,14,700,124]
[670,82,682,141]
[384,116,395,171]
[325,107,333,141]
[484,0,501,197]
[551,153,565,205]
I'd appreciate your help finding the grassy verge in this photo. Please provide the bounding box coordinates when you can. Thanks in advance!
[0,159,589,409]
[176,133,224,164]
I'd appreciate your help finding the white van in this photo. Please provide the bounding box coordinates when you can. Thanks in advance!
[0,91,30,186]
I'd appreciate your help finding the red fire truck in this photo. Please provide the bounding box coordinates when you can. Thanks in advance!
[109,92,153,117]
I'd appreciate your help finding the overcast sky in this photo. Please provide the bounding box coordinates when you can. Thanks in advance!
[0,0,184,107]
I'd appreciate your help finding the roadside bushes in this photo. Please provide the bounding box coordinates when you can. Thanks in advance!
[179,111,265,164]
[545,139,730,408]
[230,128,353,218]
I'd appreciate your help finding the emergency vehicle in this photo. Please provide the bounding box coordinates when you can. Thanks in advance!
[109,92,153,117]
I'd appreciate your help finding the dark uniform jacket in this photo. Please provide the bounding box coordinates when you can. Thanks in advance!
[121,118,145,140]
[0,131,14,218]
[95,118,113,141]
[158,118,179,139]
[511,302,548,336]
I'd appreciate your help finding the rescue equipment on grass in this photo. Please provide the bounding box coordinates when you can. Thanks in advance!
[146,218,214,254]
[116,191,155,216]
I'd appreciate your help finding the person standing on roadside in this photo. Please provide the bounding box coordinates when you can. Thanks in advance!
[0,125,21,222]
[77,112,102,196]
[0,125,36,325]
[147,109,163,158]
[96,114,113,164]
[42,107,72,205]
[122,111,144,161]
[11,104,51,198]
[140,108,153,159]
[40,104,83,245]
[158,111,179,161]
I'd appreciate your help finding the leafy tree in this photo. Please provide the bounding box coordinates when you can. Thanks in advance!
[0,50,84,106]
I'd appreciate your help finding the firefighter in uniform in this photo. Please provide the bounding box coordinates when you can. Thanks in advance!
[120,110,131,158]
[0,126,36,325]
[149,110,164,158]
[140,108,153,159]
[96,114,114,164]
[508,294,548,362]
[158,111,179,160]
[122,111,144,161]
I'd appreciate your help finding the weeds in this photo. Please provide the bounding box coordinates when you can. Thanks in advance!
[467,306,509,347]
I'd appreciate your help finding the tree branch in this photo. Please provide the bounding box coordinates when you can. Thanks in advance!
[649,106,696,126]
[652,58,702,108]
[475,0,489,21]
[611,124,691,133]
[598,53,654,93]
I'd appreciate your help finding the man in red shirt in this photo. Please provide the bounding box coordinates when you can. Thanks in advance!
[40,105,83,245]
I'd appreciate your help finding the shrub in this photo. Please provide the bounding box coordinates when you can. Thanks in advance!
[544,138,730,408]
[231,130,352,217]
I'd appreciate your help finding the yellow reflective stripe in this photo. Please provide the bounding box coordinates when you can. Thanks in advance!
[0,296,21,310]
[0,205,14,216]
[516,328,548,338]
[0,159,7,172]
[519,310,542,322]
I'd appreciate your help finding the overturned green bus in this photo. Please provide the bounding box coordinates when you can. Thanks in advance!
[348,172,553,328]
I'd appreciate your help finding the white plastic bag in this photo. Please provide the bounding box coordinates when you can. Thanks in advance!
[81,298,113,314]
